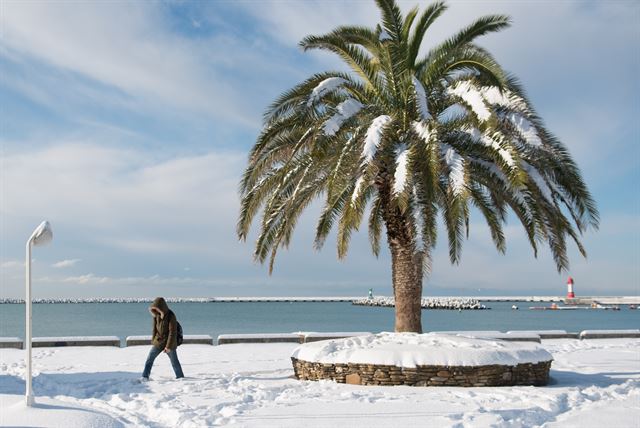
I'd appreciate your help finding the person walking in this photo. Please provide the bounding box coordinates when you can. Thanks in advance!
[141,297,184,380]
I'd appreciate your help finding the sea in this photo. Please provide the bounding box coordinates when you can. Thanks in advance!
[1,301,638,342]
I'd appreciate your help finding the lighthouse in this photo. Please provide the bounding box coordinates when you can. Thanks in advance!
[567,276,575,298]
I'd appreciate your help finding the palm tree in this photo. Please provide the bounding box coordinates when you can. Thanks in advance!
[237,0,598,333]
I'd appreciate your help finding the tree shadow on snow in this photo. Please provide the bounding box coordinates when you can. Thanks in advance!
[548,369,639,388]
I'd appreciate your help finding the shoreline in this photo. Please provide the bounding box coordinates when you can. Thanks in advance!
[1,295,639,304]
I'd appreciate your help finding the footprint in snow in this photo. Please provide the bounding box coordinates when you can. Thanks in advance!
[219,406,238,418]
[117,393,133,402]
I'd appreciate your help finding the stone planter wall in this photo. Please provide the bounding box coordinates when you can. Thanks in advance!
[291,357,551,387]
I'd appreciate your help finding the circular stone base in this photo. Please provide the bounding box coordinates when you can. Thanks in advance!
[291,333,553,387]
[292,358,551,386]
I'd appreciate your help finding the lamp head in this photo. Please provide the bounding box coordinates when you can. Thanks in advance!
[31,221,53,247]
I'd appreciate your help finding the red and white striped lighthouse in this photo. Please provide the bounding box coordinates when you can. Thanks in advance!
[566,276,575,298]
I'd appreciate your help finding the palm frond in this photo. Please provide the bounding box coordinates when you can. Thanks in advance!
[407,1,447,68]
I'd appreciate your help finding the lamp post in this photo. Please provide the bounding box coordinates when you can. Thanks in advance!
[25,221,52,406]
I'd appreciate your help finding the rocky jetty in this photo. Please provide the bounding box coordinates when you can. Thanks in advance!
[353,296,487,310]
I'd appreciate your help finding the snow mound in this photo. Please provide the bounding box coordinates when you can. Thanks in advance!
[1,395,123,428]
[291,332,553,368]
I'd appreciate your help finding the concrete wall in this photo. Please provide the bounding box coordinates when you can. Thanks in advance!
[0,338,23,349]
[2,330,638,349]
[32,336,120,347]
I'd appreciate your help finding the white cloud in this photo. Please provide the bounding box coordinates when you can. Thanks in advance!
[1,141,243,232]
[52,259,81,268]
[61,273,110,285]
[37,272,381,290]
[1,260,23,269]
[0,140,249,286]
[236,1,377,46]
[51,273,231,287]
[0,1,261,126]
[98,237,209,254]
[1,259,39,269]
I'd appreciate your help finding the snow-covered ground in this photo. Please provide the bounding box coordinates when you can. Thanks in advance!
[1,339,638,427]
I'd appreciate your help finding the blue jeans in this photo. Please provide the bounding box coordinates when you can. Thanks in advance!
[142,345,184,379]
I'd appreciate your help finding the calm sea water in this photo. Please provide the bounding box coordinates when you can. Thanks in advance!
[1,302,638,341]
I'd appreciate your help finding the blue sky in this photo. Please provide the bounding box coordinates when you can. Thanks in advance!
[1,0,638,299]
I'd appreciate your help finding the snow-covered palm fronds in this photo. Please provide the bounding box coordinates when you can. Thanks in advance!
[412,76,431,120]
[323,99,363,136]
[307,77,348,107]
[362,115,392,165]
[393,145,410,195]
[238,0,598,280]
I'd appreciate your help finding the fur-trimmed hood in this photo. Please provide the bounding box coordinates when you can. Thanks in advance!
[149,297,170,319]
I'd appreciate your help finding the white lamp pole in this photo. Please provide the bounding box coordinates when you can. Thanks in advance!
[25,221,52,406]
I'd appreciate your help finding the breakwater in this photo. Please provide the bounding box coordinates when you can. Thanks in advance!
[0,297,361,304]
[353,297,487,310]
[2,296,638,304]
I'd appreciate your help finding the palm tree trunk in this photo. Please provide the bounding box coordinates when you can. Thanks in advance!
[378,168,423,332]
[384,206,423,333]
[389,239,423,333]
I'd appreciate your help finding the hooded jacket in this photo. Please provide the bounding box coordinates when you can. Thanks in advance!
[149,297,178,350]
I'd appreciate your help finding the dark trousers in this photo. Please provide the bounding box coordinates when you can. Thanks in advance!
[142,345,184,378]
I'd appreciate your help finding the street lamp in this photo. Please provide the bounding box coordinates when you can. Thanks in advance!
[25,221,52,406]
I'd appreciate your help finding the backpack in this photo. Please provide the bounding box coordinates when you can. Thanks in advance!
[176,321,184,346]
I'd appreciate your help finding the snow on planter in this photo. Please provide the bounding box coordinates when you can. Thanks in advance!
[291,332,553,387]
